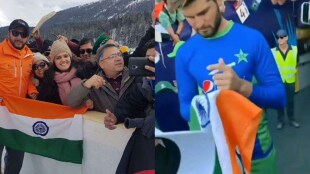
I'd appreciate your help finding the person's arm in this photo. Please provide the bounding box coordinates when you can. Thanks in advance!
[145,56,155,80]
[104,109,117,130]
[249,33,286,108]
[58,35,80,56]
[208,58,253,97]
[176,21,184,37]
[67,40,80,56]
[67,75,105,108]
[114,80,149,124]
[208,33,286,109]
[66,80,90,108]
[293,45,298,64]
[167,28,180,44]
[176,9,185,36]
[27,77,39,99]
[175,49,199,121]
[34,31,43,53]
[130,26,155,57]
[159,12,180,43]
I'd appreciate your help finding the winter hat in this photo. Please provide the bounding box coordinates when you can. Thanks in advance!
[92,33,111,55]
[49,40,72,62]
[33,52,49,64]
[119,45,129,53]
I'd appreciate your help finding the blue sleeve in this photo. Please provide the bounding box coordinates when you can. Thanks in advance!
[175,48,198,121]
[249,33,286,108]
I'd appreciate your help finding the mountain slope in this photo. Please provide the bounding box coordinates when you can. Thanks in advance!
[0,0,153,48]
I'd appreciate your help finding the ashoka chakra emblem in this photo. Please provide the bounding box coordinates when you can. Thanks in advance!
[33,121,49,136]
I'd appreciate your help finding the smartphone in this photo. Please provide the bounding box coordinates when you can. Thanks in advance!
[128,57,155,76]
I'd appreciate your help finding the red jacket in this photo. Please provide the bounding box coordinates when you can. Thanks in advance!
[0,39,38,97]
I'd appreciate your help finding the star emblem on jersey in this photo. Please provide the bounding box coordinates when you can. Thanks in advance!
[235,49,248,64]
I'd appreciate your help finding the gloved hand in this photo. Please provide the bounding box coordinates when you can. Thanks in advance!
[141,115,154,138]
[124,115,154,138]
[124,118,144,129]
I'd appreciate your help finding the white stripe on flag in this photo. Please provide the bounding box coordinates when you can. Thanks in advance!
[192,91,234,174]
[155,128,216,174]
[208,91,233,174]
[0,106,82,140]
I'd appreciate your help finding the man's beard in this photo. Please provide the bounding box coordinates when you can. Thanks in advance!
[10,38,26,50]
[13,42,26,50]
[199,8,222,38]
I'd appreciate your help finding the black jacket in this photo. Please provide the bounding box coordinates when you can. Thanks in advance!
[130,26,155,58]
[37,79,62,105]
[76,61,99,80]
[114,78,155,174]
[123,26,155,67]
[115,78,154,123]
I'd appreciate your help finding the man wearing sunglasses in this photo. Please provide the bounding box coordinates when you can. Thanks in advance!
[272,29,300,129]
[73,38,99,80]
[79,38,93,61]
[67,44,136,114]
[0,19,38,174]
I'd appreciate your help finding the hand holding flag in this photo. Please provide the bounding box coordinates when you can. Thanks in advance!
[104,109,117,130]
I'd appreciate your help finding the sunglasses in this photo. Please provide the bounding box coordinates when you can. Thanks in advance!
[43,51,50,57]
[32,62,47,71]
[11,30,28,38]
[100,52,123,61]
[278,36,287,39]
[80,48,92,54]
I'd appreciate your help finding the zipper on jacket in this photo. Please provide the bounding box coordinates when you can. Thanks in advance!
[24,54,32,58]
[18,54,32,97]
[19,60,22,97]
[14,60,17,78]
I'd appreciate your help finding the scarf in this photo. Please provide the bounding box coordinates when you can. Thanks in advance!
[54,68,81,105]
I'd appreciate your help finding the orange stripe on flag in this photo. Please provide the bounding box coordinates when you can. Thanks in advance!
[217,90,262,174]
[0,95,87,119]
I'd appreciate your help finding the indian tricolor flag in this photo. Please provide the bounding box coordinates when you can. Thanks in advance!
[191,90,262,174]
[155,90,262,174]
[0,95,87,164]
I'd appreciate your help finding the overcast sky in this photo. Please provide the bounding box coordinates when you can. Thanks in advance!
[0,0,99,27]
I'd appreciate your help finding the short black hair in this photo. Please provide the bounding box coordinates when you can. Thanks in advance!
[41,39,53,54]
[144,39,155,51]
[27,39,39,52]
[70,39,80,45]
[79,38,94,47]
[183,0,213,8]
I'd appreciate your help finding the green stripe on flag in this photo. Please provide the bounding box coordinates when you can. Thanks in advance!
[0,127,83,164]
[189,106,202,131]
